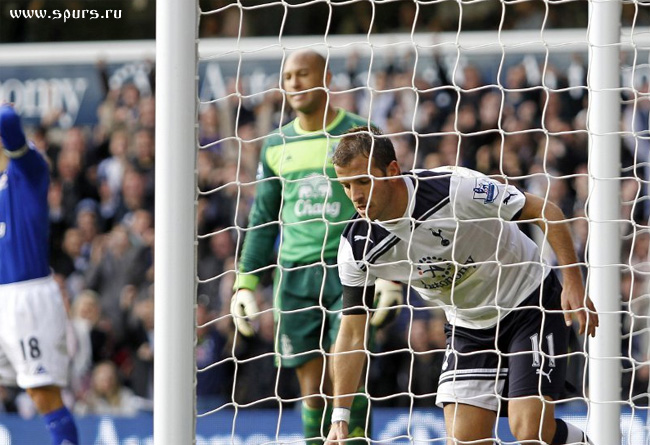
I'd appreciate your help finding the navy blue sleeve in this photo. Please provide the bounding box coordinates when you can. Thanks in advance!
[342,285,375,315]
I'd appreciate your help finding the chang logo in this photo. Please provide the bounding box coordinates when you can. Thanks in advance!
[297,174,331,199]
[294,174,341,218]
[0,222,5,238]
[473,179,499,204]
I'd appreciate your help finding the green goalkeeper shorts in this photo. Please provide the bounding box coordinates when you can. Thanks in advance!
[273,258,342,368]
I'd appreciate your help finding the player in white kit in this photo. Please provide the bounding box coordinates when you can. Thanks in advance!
[0,105,78,444]
[326,126,597,444]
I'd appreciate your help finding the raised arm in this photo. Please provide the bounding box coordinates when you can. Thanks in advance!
[517,192,598,337]
[0,105,48,181]
[0,105,26,155]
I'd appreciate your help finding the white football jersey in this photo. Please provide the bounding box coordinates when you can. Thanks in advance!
[338,166,550,329]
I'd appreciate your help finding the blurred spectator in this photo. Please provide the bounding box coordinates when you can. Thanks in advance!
[54,228,89,298]
[130,127,156,194]
[198,227,236,309]
[196,296,232,411]
[85,225,151,334]
[122,292,155,399]
[113,166,154,224]
[138,97,156,130]
[74,361,149,417]
[70,290,114,367]
[115,83,142,130]
[69,290,107,398]
[56,147,98,228]
[76,199,101,244]
[124,209,155,249]
[199,104,223,151]
[97,129,130,201]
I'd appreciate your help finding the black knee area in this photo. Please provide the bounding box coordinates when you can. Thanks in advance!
[552,418,569,444]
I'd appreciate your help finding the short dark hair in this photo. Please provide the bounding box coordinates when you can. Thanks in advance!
[332,126,397,173]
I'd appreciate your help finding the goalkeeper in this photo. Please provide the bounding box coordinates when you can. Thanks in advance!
[327,126,598,444]
[230,50,402,443]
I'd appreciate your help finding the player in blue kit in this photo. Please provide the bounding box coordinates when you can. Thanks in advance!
[0,105,79,445]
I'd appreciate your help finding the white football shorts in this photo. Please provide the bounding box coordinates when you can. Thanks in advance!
[0,276,70,389]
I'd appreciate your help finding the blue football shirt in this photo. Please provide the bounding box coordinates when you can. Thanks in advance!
[0,145,52,284]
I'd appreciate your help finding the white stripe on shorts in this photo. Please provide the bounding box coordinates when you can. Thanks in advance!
[436,367,508,411]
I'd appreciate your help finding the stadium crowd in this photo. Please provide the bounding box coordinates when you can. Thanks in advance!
[1,46,649,419]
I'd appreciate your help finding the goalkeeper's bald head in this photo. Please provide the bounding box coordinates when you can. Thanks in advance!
[285,49,328,76]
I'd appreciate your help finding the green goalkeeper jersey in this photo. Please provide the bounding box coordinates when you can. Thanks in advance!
[235,108,367,290]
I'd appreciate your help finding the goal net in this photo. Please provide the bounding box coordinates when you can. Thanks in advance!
[156,1,649,443]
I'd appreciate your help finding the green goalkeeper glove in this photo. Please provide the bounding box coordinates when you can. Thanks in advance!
[230,289,260,337]
[371,279,403,328]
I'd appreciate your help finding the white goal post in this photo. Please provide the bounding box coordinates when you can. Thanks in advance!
[587,1,622,443]
[154,1,197,444]
[154,1,636,443]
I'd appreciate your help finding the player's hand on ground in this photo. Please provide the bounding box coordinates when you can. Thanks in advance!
[371,279,403,328]
[326,421,348,444]
[230,289,260,337]
[561,284,599,338]
[0,105,26,151]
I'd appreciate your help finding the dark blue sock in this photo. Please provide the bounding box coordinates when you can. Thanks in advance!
[43,406,78,445]
[552,418,569,444]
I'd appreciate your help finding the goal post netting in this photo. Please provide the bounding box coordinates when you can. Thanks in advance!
[155,0,650,443]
